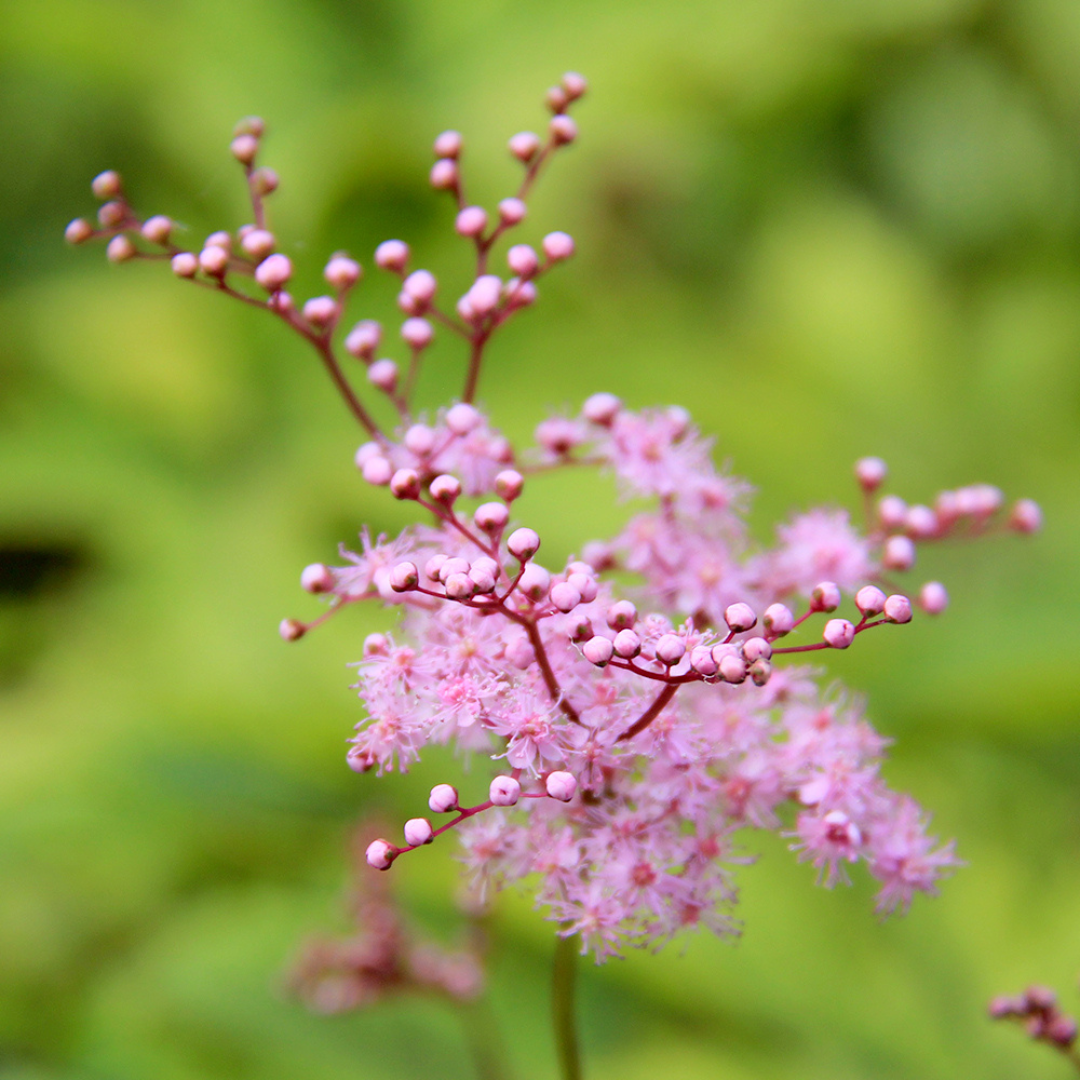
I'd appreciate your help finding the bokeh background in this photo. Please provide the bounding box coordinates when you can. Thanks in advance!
[2,1,1079,1077]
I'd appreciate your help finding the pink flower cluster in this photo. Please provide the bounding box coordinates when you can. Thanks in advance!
[68,74,1040,961]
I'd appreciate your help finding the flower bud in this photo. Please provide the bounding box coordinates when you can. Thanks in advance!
[606,600,637,630]
[390,468,421,500]
[546,86,570,112]
[810,582,841,612]
[508,527,540,561]
[583,636,614,666]
[719,654,747,684]
[106,235,136,263]
[303,296,340,329]
[345,319,381,359]
[474,502,509,533]
[198,245,229,276]
[507,244,540,277]
[562,72,588,99]
[470,565,497,594]
[582,392,621,425]
[742,637,772,662]
[251,167,279,195]
[823,619,855,649]
[489,776,520,806]
[508,131,542,162]
[854,457,887,491]
[855,585,886,616]
[495,469,524,502]
[498,198,527,227]
[205,231,232,251]
[655,634,686,666]
[368,358,399,393]
[91,170,123,199]
[445,572,476,600]
[365,839,396,870]
[690,645,718,676]
[65,218,94,244]
[542,231,575,261]
[98,201,126,228]
[141,215,172,245]
[231,133,259,165]
[364,633,389,656]
[433,130,463,159]
[763,603,795,637]
[401,317,433,350]
[883,535,916,572]
[234,116,265,137]
[567,572,597,603]
[279,618,305,641]
[430,158,459,190]
[518,563,551,602]
[255,253,292,290]
[361,456,393,486]
[878,495,907,530]
[301,563,335,594]
[545,771,578,802]
[883,594,912,623]
[456,206,488,238]
[905,504,938,539]
[171,252,198,278]
[550,582,582,613]
[404,269,437,305]
[390,561,419,592]
[403,818,434,846]
[425,554,448,581]
[918,581,949,615]
[430,473,461,504]
[347,748,374,773]
[724,602,757,633]
[613,628,641,658]
[550,115,577,145]
[375,238,409,273]
[749,658,772,686]
[1009,498,1042,534]
[429,784,459,813]
[325,254,361,291]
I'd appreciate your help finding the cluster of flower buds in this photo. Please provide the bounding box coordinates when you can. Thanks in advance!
[989,984,1079,1056]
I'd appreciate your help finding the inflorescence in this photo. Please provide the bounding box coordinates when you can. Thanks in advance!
[68,73,1041,961]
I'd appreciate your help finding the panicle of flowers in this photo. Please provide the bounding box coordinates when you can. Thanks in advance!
[989,982,1080,1071]
[69,72,1042,962]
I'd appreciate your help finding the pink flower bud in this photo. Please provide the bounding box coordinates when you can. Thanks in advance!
[106,235,136,263]
[367,358,399,392]
[495,469,524,502]
[499,197,527,225]
[304,296,340,329]
[456,206,488,238]
[606,600,637,630]
[690,645,718,675]
[97,201,126,228]
[582,392,621,425]
[251,167,279,195]
[301,563,335,593]
[231,133,259,164]
[171,252,198,278]
[354,441,381,466]
[918,581,949,615]
[823,619,855,649]
[205,231,232,251]
[390,561,419,592]
[429,784,459,813]
[65,218,94,244]
[878,495,907,530]
[504,278,537,307]
[255,253,292,290]
[438,557,470,582]
[855,456,887,491]
[401,317,433,350]
[567,572,597,603]
[550,115,577,145]
[234,116,265,137]
[546,85,570,112]
[444,402,480,435]
[743,637,772,662]
[404,817,434,846]
[613,628,642,658]
[238,228,274,261]
[550,582,582,612]
[508,131,542,162]
[1009,498,1042,534]
[375,239,409,274]
[433,130,463,159]
[1047,1014,1078,1047]
[403,269,437,305]
[545,771,578,801]
[542,231,575,261]
[518,563,551,601]
[345,320,381,359]
[883,594,912,623]
[445,571,476,599]
[325,254,361,291]
[470,566,497,593]
[905,504,938,539]
[430,158,459,190]
[91,170,123,199]
[361,456,393,486]
[749,658,772,686]
[141,215,172,245]
[466,275,502,316]
[508,527,540,561]
[724,603,757,633]
[474,502,509,532]
[430,474,462,504]
[365,839,396,870]
[364,632,389,656]
[562,72,588,99]
[347,748,374,773]
[583,636,614,666]
[855,585,886,616]
[198,245,229,276]
[883,535,916,572]
[810,582,842,612]
[279,618,305,641]
[489,775,521,806]
[507,244,540,277]
[424,554,448,581]
[763,603,795,637]
[390,469,421,500]
[655,634,686,666]
[719,653,747,683]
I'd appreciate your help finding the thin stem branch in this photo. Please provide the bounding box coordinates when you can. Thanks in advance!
[618,682,679,741]
[552,933,582,1080]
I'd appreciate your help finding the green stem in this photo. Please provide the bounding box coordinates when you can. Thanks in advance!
[457,996,512,1080]
[552,933,583,1080]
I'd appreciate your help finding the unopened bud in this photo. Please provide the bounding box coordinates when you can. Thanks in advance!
[433,130,463,159]
[655,634,686,666]
[345,319,381,359]
[749,658,772,686]
[324,254,361,291]
[499,197,527,225]
[141,215,172,245]
[854,457,887,491]
[550,115,577,145]
[878,495,907,530]
[606,600,637,630]
[724,602,757,633]
[255,253,292,290]
[545,771,578,802]
[474,502,510,533]
[763,603,795,637]
[367,358,399,393]
[303,296,340,329]
[690,645,718,676]
[718,653,747,684]
[518,563,551,602]
[301,563,335,593]
[375,239,409,273]
[430,158,459,190]
[430,473,461,504]
[883,594,912,623]
[550,582,582,613]
[231,133,259,165]
[918,581,949,615]
[403,817,434,846]
[508,131,542,162]
[402,317,433,349]
[542,231,575,261]
[583,636,614,666]
[390,469,421,500]
[171,252,198,278]
[429,784,459,813]
[106,235,136,263]
[582,392,621,425]
[823,619,856,649]
[1009,498,1042,534]
[65,218,94,244]
[390,561,419,592]
[495,469,524,502]
[234,116,265,138]
[361,456,393,486]
[742,637,772,662]
[507,244,540,277]
[810,582,842,612]
[365,839,396,870]
[855,585,886,616]
[251,167,279,195]
[456,206,488,238]
[883,535,916,572]
[91,170,122,200]
[613,629,641,658]
[562,72,588,99]
[279,618,305,641]
[98,201,126,228]
[507,527,540,561]
[489,776,520,806]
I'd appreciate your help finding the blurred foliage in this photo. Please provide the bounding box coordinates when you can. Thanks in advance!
[1,0,1079,1077]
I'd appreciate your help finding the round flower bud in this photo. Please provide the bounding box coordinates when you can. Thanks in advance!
[97,201,125,228]
[854,457,887,491]
[367,358,399,392]
[404,424,436,456]
[724,603,757,633]
[550,115,577,145]
[749,658,772,686]
[546,85,569,112]
[1009,498,1042,534]
[345,319,381,359]
[567,572,597,603]
[613,629,642,659]
[365,839,396,870]
[91,170,123,199]
[719,654,747,684]
[390,561,419,592]
[230,133,259,164]
[325,254,361,291]
[550,582,582,613]
[361,456,393,486]
[106,235,136,263]
[255,253,292,290]
[505,278,537,308]
[883,535,916,572]
[742,637,772,663]
[234,116,266,137]
[1047,1015,1078,1048]
[474,502,510,533]
[303,296,340,328]
[878,495,907,530]
[251,167,279,195]
[918,581,949,615]
[905,504,938,539]
[542,231,575,261]
[445,571,476,600]
[279,618,305,641]
[140,215,172,245]
[823,619,856,649]
[430,158,459,190]
[301,563,335,594]
[429,784,459,813]
[347,748,374,773]
[445,402,481,435]
[690,645,718,676]
[562,72,588,99]
[495,469,524,502]
[507,244,540,278]
[883,594,912,624]
[198,245,229,276]
[424,554,448,582]
[466,275,502,317]
[508,527,541,561]
[433,130,463,159]
[583,636,614,666]
[375,239,409,273]
[518,563,551,602]
[810,582,842,613]
[65,218,94,244]
[205,231,232,251]
[430,473,462,504]
[238,228,274,260]
[763,603,795,637]
[404,269,437,304]
[456,206,488,238]
[364,632,389,656]
[269,291,294,314]
[438,558,470,583]
[855,585,887,616]
[401,317,434,349]
[582,392,621,425]
[469,565,497,594]
[403,818,434,846]
[390,469,421,500]
[655,634,686,666]
[508,131,542,162]
[489,776,520,806]
[171,251,198,278]
[545,771,578,802]
[499,197,527,225]
[606,600,637,630]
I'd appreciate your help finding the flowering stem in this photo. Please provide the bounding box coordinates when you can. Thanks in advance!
[463,330,491,404]
[619,682,679,741]
[552,933,582,1080]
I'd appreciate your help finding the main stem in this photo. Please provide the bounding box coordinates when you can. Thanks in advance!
[552,933,582,1080]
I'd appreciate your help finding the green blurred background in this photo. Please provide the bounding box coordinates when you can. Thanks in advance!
[2,0,1079,1076]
